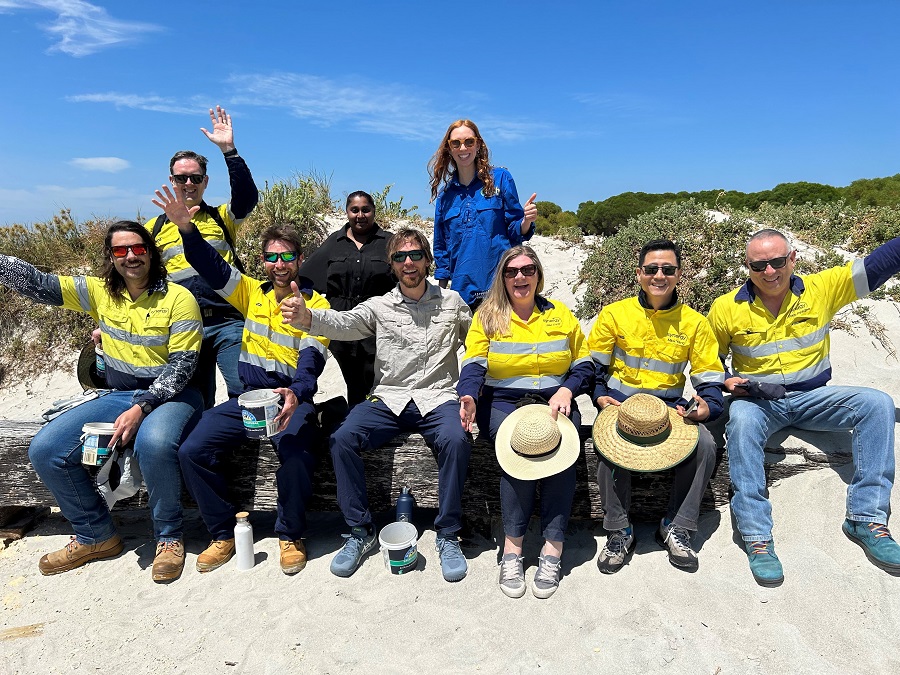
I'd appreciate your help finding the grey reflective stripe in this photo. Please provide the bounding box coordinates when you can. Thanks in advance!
[591,350,612,365]
[571,355,592,368]
[169,267,198,282]
[222,266,242,297]
[691,370,726,387]
[484,374,567,389]
[240,351,295,378]
[461,355,488,369]
[299,338,328,357]
[851,258,869,298]
[606,376,684,399]
[72,276,92,312]
[613,345,686,376]
[161,239,231,264]
[736,357,831,386]
[99,320,168,347]
[161,245,184,263]
[489,338,569,355]
[169,318,203,335]
[731,324,828,358]
[244,319,309,351]
[103,354,166,379]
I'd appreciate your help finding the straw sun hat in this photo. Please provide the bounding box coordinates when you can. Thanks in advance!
[592,393,698,472]
[495,404,581,480]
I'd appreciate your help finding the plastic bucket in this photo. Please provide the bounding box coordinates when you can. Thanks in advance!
[95,345,106,380]
[81,422,116,467]
[237,389,281,438]
[378,521,418,575]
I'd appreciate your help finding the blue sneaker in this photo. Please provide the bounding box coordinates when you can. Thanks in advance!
[746,540,784,587]
[330,525,376,577]
[842,520,900,574]
[435,536,467,582]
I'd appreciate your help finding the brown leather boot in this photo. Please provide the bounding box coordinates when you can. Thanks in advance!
[152,540,185,582]
[196,539,235,572]
[279,539,307,575]
[38,535,123,575]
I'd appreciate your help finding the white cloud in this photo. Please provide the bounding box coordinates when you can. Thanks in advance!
[0,0,162,56]
[66,92,204,115]
[70,156,130,172]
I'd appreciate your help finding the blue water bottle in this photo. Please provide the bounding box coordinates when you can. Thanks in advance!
[396,486,415,522]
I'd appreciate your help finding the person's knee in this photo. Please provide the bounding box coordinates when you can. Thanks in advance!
[28,432,60,471]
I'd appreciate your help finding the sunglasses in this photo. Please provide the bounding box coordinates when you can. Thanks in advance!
[503,264,538,279]
[391,250,426,263]
[171,174,206,185]
[111,244,149,258]
[640,264,679,276]
[448,138,477,150]
[747,255,790,273]
[263,251,299,263]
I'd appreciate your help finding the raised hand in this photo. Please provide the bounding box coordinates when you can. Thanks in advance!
[200,105,235,152]
[152,184,199,229]
[280,281,311,328]
[522,192,538,232]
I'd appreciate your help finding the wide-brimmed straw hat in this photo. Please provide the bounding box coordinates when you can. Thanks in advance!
[495,404,581,480]
[592,393,698,472]
[77,342,107,391]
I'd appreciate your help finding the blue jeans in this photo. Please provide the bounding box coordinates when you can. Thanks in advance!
[726,385,896,542]
[178,397,318,541]
[28,389,203,544]
[489,404,581,542]
[330,399,472,537]
[193,318,244,409]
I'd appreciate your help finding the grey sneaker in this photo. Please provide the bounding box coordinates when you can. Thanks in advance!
[533,554,562,599]
[435,536,467,582]
[655,520,698,572]
[498,553,526,598]
[597,529,635,574]
[330,525,376,577]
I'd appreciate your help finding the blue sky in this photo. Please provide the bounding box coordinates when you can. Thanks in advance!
[0,0,898,226]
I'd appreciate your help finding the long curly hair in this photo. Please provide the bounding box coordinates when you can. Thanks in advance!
[476,245,544,338]
[428,119,495,201]
[101,221,167,299]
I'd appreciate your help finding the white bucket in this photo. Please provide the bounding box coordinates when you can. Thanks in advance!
[237,389,281,438]
[379,521,418,575]
[81,422,116,467]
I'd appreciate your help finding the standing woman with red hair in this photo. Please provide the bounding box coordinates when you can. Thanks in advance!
[429,120,538,310]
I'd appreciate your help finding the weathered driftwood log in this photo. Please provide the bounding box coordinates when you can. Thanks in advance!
[0,418,851,528]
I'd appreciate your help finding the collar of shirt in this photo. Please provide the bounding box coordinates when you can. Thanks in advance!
[637,288,679,310]
[735,275,805,302]
[388,278,441,305]
[337,222,387,244]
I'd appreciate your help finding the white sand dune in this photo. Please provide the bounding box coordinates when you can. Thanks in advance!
[2,234,900,674]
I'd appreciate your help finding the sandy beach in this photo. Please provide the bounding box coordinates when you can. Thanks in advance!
[2,233,900,674]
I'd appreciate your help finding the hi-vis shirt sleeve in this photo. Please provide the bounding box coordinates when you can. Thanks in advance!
[458,312,490,400]
[143,284,202,405]
[587,307,619,402]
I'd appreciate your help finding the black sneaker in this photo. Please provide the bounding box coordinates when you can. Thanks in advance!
[655,519,699,572]
[597,529,635,574]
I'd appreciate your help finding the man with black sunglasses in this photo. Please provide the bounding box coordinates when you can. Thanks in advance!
[148,105,259,410]
[280,228,474,583]
[153,184,330,576]
[708,228,900,586]
[588,239,725,575]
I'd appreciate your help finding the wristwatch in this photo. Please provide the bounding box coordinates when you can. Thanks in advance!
[222,148,239,158]
[138,400,155,415]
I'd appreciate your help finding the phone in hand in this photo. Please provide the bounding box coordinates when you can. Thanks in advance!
[682,398,699,415]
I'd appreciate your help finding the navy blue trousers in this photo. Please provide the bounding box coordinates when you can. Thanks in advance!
[330,399,472,537]
[178,397,318,540]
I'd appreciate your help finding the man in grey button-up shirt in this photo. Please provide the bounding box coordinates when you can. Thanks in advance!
[282,228,473,582]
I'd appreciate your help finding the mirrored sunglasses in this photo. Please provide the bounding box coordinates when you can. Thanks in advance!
[111,244,149,258]
[263,251,299,263]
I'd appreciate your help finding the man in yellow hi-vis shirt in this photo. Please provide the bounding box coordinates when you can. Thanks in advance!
[708,228,900,586]
[0,221,203,582]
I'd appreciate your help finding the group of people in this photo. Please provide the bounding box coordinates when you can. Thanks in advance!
[2,109,899,598]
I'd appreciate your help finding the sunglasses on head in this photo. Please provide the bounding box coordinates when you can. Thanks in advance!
[111,244,149,258]
[448,138,477,150]
[503,264,538,279]
[263,251,299,263]
[747,255,790,273]
[641,264,679,276]
[171,174,206,185]
[391,250,426,263]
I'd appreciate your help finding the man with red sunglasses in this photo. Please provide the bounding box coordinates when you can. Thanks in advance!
[0,221,204,582]
[708,228,900,586]
[147,105,259,410]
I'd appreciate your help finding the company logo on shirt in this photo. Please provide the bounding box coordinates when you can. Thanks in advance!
[786,301,811,318]
[544,317,562,328]
[148,308,170,318]
[666,331,688,346]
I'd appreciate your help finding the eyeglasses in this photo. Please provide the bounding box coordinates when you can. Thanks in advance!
[263,251,299,263]
[448,138,477,150]
[640,264,679,276]
[171,174,206,185]
[391,250,426,263]
[503,264,538,279]
[747,255,790,273]
[111,244,149,258]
